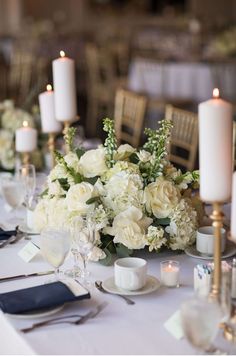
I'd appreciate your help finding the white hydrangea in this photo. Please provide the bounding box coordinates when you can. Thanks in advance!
[92,204,109,230]
[146,225,166,252]
[165,199,197,250]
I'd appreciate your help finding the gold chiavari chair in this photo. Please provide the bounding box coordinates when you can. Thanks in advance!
[165,104,198,171]
[114,89,147,147]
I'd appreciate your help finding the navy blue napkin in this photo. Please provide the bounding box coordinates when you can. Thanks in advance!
[0,281,90,314]
[0,227,17,241]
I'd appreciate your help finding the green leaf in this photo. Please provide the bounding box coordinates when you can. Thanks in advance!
[84,176,99,185]
[129,152,139,164]
[116,243,133,257]
[86,196,100,205]
[99,247,113,266]
[154,218,170,226]
[40,188,48,197]
[75,147,85,159]
[58,178,70,191]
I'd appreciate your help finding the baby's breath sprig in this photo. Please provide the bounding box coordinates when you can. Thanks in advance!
[103,118,117,168]
[143,119,173,183]
[64,127,77,152]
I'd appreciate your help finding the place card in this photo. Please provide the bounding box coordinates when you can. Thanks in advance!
[164,310,184,340]
[18,241,40,263]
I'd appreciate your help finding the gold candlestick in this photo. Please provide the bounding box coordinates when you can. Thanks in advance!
[210,202,224,299]
[22,152,30,165]
[47,133,56,168]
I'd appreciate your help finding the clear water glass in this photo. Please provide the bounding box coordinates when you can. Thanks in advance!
[17,164,36,209]
[180,296,222,353]
[41,228,71,281]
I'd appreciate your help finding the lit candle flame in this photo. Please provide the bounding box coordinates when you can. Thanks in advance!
[213,88,220,98]
[60,50,65,58]
[23,121,28,128]
[46,84,52,92]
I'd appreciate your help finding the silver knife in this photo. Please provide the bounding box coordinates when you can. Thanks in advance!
[0,271,54,282]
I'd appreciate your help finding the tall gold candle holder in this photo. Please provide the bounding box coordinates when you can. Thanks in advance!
[209,202,224,300]
[47,133,56,169]
[22,152,30,165]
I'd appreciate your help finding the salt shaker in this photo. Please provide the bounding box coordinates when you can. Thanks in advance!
[231,258,236,299]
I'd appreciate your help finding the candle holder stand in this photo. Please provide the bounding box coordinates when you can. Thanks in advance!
[22,152,30,165]
[47,133,56,169]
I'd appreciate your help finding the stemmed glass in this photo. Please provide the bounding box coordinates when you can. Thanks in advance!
[17,164,36,209]
[1,175,25,226]
[40,228,71,282]
[180,296,223,354]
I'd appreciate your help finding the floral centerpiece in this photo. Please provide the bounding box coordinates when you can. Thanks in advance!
[0,100,43,171]
[34,118,202,263]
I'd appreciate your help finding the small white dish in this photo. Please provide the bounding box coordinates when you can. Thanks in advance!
[6,304,64,320]
[185,241,236,260]
[19,224,40,235]
[102,275,161,296]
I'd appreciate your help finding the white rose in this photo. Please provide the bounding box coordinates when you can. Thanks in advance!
[106,206,152,250]
[79,148,107,178]
[137,150,152,163]
[65,182,95,214]
[64,152,79,172]
[144,176,180,218]
[114,144,136,160]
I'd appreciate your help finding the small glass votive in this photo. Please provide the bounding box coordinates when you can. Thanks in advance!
[160,260,180,288]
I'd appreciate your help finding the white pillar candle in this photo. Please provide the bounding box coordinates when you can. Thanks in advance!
[199,88,233,202]
[52,50,77,122]
[160,260,180,287]
[38,84,62,133]
[15,121,37,152]
[231,172,236,241]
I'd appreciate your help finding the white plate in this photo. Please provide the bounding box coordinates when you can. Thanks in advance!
[185,241,236,260]
[7,304,64,320]
[102,275,161,296]
[19,224,40,235]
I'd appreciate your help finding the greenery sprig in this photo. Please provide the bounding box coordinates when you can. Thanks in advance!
[103,118,117,168]
[64,127,77,152]
[54,150,83,185]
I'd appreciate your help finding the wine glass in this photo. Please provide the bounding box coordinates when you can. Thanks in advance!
[1,175,25,225]
[75,219,96,285]
[180,296,222,353]
[17,164,36,209]
[40,228,71,282]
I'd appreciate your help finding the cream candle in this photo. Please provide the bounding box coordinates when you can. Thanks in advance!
[52,50,77,122]
[39,84,62,133]
[199,89,233,202]
[160,260,180,287]
[15,121,37,152]
[230,172,236,241]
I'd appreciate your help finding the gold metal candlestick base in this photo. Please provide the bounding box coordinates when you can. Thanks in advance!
[48,133,56,168]
[22,152,30,165]
[210,202,224,300]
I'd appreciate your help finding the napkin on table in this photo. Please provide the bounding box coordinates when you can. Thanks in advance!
[0,227,17,241]
[0,281,90,314]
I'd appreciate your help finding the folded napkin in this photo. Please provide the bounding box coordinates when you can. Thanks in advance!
[0,281,90,314]
[0,227,17,241]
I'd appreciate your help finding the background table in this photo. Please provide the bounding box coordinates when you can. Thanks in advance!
[0,200,235,355]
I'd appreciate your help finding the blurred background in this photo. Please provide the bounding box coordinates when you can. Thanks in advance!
[0,0,236,139]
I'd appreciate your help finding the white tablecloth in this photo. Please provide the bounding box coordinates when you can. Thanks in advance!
[128,58,236,103]
[0,200,235,355]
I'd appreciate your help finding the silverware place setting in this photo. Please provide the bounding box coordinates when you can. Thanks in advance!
[95,280,135,305]
[20,302,108,333]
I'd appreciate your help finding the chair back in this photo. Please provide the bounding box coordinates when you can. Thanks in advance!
[233,121,236,169]
[165,104,198,171]
[114,89,147,147]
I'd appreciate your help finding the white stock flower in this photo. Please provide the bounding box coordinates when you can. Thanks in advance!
[144,176,180,218]
[114,144,136,160]
[88,246,106,261]
[48,180,65,197]
[48,164,67,183]
[79,148,107,177]
[165,199,197,250]
[65,182,96,214]
[107,206,152,250]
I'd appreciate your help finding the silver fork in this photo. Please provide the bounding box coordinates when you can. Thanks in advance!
[20,302,108,333]
[0,235,17,248]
